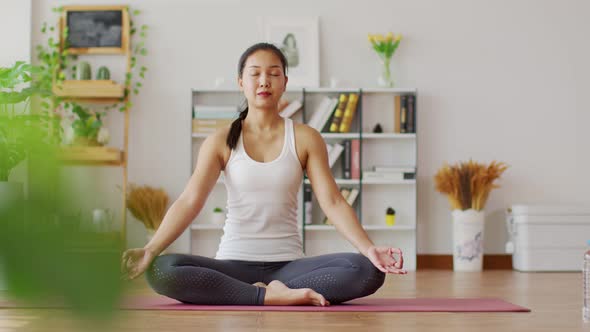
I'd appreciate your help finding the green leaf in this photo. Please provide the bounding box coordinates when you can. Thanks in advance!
[140,48,147,56]
[133,9,141,15]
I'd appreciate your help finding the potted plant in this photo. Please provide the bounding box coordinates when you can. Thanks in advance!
[212,207,226,225]
[59,104,109,146]
[0,61,54,290]
[434,159,508,271]
[126,183,169,243]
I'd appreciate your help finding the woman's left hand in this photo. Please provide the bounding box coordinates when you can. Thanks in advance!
[366,246,407,274]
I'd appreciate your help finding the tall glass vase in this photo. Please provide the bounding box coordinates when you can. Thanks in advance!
[377,57,394,88]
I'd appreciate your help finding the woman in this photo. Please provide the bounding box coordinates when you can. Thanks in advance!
[121,43,406,307]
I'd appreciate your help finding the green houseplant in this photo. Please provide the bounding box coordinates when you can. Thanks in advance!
[1,61,125,321]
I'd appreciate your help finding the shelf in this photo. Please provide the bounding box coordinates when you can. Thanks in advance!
[304,179,360,185]
[303,179,414,185]
[192,88,304,93]
[361,88,417,94]
[304,224,415,231]
[361,133,416,139]
[191,224,224,230]
[59,146,124,166]
[361,179,416,185]
[304,87,360,93]
[320,133,359,139]
[52,80,125,98]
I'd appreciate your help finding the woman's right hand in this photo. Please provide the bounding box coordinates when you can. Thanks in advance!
[121,247,157,280]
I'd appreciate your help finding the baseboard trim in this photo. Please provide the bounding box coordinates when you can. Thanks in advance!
[417,254,512,270]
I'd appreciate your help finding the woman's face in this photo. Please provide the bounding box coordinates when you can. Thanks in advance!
[239,50,288,111]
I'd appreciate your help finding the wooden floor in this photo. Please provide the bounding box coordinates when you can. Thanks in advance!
[1,270,588,332]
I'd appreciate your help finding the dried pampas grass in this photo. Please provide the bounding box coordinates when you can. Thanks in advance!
[126,183,169,231]
[434,159,508,211]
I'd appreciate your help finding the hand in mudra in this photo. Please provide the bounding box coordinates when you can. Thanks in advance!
[121,247,156,280]
[367,246,407,274]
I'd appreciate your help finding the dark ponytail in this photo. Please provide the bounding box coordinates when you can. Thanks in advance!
[226,42,288,150]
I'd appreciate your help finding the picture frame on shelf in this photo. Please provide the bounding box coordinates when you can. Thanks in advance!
[62,5,129,55]
[260,16,320,88]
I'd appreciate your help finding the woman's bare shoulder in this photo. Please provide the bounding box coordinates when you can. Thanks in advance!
[293,122,323,146]
[200,126,232,162]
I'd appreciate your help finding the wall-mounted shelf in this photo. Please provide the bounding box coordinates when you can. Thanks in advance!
[59,146,124,166]
[52,80,125,98]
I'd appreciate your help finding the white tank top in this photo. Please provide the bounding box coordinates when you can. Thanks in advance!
[215,117,305,261]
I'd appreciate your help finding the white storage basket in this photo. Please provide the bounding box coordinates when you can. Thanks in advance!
[505,205,590,271]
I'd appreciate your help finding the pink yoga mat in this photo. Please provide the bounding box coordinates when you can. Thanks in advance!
[1,296,530,312]
[120,296,530,312]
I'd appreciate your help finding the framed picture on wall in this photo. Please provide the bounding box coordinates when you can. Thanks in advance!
[61,5,130,54]
[261,16,319,88]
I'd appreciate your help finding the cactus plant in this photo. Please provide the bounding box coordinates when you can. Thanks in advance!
[76,61,91,80]
[96,66,110,80]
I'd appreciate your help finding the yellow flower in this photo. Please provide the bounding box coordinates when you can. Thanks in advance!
[385,32,394,42]
[396,34,402,42]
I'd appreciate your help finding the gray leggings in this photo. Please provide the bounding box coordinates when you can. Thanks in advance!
[146,252,385,305]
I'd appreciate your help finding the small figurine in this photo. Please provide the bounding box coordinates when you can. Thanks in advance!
[373,123,383,133]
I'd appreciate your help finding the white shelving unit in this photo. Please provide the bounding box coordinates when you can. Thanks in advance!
[190,87,417,270]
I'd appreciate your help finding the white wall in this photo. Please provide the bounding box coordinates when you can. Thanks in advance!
[31,0,590,254]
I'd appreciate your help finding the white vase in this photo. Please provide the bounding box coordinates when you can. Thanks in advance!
[212,212,226,225]
[452,209,485,271]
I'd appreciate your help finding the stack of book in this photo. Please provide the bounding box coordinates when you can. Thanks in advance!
[363,166,416,182]
[192,104,238,134]
[307,93,359,133]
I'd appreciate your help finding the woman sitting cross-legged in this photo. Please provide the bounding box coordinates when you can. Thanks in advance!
[121,42,407,306]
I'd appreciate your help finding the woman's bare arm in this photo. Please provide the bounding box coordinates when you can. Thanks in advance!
[302,126,374,256]
[143,129,228,255]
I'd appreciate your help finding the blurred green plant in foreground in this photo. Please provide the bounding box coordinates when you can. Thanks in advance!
[1,60,126,324]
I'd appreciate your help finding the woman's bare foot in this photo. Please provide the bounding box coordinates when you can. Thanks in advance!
[263,280,330,306]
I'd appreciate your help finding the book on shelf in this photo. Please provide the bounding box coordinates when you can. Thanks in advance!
[339,139,359,179]
[394,95,401,133]
[307,96,338,132]
[342,139,351,179]
[326,142,344,169]
[324,187,359,225]
[400,96,408,133]
[279,99,303,118]
[351,139,360,179]
[192,119,234,133]
[338,93,359,133]
[329,94,349,132]
[407,95,415,133]
[304,185,313,225]
[397,95,416,134]
[193,104,239,118]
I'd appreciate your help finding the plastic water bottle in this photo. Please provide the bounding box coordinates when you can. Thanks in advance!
[584,240,590,323]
